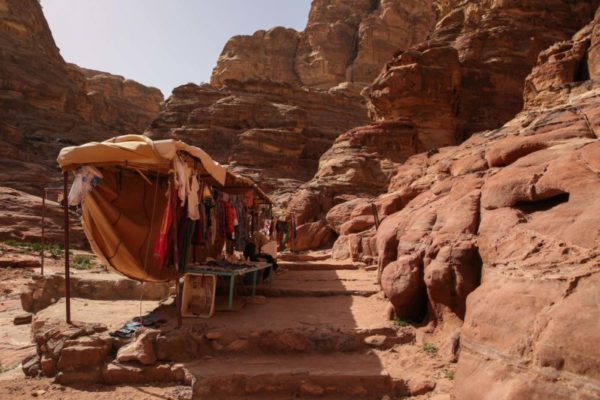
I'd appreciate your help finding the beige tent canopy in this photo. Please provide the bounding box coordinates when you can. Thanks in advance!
[57,135,271,283]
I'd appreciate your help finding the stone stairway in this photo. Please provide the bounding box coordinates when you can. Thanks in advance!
[174,259,414,399]
[18,258,451,399]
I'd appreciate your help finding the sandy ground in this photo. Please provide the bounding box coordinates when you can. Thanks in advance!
[0,245,455,399]
[0,371,191,400]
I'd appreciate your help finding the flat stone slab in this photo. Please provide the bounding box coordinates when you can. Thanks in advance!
[157,293,390,333]
[278,260,364,271]
[258,269,379,296]
[36,298,161,330]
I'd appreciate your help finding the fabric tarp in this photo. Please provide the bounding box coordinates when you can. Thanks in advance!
[58,134,271,283]
[58,134,227,185]
[83,168,177,282]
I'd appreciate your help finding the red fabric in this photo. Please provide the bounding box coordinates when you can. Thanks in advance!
[153,186,174,267]
[226,203,237,234]
[244,190,254,207]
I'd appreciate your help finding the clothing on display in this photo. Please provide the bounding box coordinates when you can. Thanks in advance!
[68,165,103,205]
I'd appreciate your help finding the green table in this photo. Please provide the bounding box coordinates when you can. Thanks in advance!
[185,262,272,310]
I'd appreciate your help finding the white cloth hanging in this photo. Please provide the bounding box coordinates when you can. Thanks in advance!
[68,165,103,206]
[188,174,200,220]
[173,155,191,206]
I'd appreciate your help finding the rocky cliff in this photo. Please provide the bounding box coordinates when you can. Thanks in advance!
[289,0,600,249]
[308,7,600,399]
[147,80,368,202]
[0,0,163,195]
[148,0,448,207]
[211,0,439,90]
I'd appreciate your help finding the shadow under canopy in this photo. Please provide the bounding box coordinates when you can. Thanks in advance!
[57,134,271,283]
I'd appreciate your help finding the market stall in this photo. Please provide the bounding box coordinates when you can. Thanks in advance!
[57,134,273,323]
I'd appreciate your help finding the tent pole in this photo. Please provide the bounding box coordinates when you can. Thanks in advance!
[63,171,71,324]
[170,176,182,328]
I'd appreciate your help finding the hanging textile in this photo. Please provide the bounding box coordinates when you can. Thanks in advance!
[188,174,200,220]
[68,165,103,206]
[173,154,191,206]
[153,182,174,268]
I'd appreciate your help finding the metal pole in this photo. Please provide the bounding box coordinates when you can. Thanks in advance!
[63,171,71,324]
[170,176,182,328]
[41,190,46,276]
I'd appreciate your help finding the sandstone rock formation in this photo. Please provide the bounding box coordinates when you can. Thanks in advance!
[117,328,160,365]
[147,80,368,204]
[290,0,600,250]
[318,11,600,399]
[367,0,599,144]
[0,0,163,195]
[24,317,190,386]
[150,1,458,210]
[211,0,438,89]
[287,120,419,249]
[0,187,86,247]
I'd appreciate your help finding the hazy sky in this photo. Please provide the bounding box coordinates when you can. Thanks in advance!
[41,0,312,97]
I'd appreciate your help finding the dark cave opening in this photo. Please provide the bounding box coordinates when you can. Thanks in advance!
[575,53,590,82]
[514,192,570,213]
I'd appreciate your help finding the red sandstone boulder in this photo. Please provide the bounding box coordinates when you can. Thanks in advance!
[293,220,336,252]
[325,198,370,234]
[380,255,426,320]
[116,328,160,366]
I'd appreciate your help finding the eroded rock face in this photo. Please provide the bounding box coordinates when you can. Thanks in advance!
[211,27,301,87]
[151,1,450,210]
[289,0,600,252]
[286,121,419,247]
[326,14,600,398]
[0,187,86,246]
[0,0,163,195]
[211,0,438,90]
[148,80,369,206]
[368,0,599,144]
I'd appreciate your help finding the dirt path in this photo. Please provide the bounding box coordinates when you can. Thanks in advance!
[0,372,190,400]
[0,248,455,399]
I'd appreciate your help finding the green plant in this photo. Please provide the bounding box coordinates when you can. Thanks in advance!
[47,244,63,259]
[444,369,455,380]
[3,240,63,258]
[72,255,93,270]
[394,317,411,327]
[422,342,438,356]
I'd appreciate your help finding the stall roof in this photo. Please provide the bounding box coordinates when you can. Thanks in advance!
[57,134,271,203]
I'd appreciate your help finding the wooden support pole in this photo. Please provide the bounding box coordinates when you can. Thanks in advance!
[63,171,71,324]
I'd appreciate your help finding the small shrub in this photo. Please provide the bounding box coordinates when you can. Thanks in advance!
[444,369,455,380]
[3,240,63,258]
[72,255,92,270]
[422,342,438,356]
[394,317,411,327]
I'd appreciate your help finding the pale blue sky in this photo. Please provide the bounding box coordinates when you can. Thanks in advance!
[41,0,312,97]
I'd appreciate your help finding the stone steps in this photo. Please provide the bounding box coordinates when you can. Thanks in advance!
[255,287,378,297]
[277,252,331,262]
[278,260,363,271]
[188,353,406,399]
[252,269,379,297]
